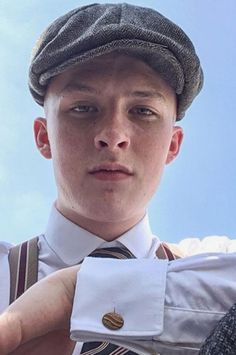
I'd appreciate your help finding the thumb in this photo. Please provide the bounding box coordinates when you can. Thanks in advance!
[0,265,79,353]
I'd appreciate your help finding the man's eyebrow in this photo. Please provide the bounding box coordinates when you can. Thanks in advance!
[60,84,165,101]
[128,90,166,101]
[60,83,100,95]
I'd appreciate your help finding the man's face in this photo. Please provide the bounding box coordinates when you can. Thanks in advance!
[34,53,183,236]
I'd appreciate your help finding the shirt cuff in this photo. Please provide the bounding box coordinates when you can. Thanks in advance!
[70,257,168,342]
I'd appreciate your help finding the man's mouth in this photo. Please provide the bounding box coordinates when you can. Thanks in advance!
[89,163,133,181]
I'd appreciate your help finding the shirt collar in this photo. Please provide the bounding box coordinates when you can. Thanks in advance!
[44,205,159,265]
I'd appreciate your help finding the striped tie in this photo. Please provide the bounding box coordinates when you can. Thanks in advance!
[81,246,138,355]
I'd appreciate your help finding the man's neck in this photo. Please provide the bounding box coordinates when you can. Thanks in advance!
[55,203,145,241]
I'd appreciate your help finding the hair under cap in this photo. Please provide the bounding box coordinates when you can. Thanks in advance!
[29,3,204,120]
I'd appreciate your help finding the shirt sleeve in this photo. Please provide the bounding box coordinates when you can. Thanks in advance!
[70,253,236,354]
[0,242,12,313]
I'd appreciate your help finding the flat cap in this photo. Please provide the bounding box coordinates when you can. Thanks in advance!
[29,3,203,120]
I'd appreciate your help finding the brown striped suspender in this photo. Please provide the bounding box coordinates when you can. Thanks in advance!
[155,242,181,260]
[8,239,180,304]
[8,237,39,304]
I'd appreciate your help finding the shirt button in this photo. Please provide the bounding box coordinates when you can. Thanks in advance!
[102,311,124,330]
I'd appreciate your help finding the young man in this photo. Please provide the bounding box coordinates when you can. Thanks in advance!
[0,3,235,355]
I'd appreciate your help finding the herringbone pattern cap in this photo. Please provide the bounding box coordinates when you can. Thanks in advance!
[29,3,203,120]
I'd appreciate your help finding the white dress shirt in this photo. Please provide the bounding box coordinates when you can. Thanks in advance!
[0,206,235,354]
[0,205,160,354]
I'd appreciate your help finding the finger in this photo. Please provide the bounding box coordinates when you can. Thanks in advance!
[0,265,80,353]
[10,330,76,355]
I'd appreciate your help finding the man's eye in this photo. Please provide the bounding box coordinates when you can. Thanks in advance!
[135,107,154,115]
[71,105,97,113]
[130,107,157,118]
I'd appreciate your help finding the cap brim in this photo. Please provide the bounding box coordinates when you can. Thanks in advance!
[29,39,185,107]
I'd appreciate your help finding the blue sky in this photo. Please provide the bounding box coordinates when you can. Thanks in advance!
[0,0,235,244]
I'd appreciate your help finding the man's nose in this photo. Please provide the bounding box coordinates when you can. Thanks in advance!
[94,119,130,151]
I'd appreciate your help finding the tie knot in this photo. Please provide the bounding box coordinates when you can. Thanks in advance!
[89,246,135,259]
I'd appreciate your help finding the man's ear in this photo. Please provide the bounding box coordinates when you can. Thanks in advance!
[166,126,184,164]
[33,118,52,159]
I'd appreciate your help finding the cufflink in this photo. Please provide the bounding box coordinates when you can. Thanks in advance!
[102,311,124,330]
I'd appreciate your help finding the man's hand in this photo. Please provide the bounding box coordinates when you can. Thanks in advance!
[0,265,80,354]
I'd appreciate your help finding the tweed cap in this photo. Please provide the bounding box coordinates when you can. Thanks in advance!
[29,3,203,120]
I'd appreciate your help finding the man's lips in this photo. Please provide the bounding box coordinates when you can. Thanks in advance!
[88,164,133,181]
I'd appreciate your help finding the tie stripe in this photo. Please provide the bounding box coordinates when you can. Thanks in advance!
[89,247,135,259]
[81,341,110,355]
[110,347,132,354]
[81,341,135,355]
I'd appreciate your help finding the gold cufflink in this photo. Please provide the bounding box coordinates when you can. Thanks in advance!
[102,310,124,330]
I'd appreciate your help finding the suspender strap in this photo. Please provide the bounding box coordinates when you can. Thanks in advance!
[8,238,180,305]
[156,242,181,260]
[8,237,39,304]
